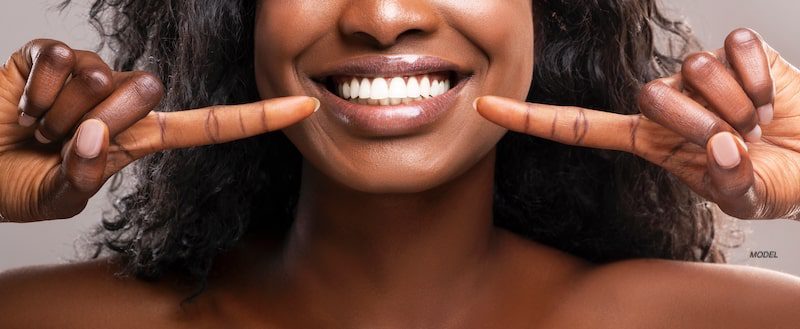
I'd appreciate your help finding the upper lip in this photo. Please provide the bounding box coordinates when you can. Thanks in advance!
[310,55,470,80]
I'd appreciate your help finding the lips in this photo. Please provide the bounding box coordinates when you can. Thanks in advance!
[308,55,471,137]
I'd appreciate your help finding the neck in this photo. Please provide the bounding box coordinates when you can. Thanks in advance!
[278,148,499,312]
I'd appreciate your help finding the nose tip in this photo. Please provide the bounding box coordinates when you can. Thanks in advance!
[339,0,440,48]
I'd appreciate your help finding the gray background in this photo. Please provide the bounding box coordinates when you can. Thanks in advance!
[1,0,799,274]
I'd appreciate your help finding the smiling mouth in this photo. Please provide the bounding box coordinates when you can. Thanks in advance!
[318,71,459,106]
[306,55,471,136]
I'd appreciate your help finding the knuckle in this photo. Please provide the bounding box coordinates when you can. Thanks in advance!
[256,102,272,131]
[154,111,169,143]
[637,80,668,112]
[37,123,58,141]
[129,72,165,105]
[38,116,69,141]
[725,28,760,48]
[81,50,104,62]
[682,52,718,77]
[204,107,222,143]
[703,120,729,145]
[66,171,96,192]
[731,106,758,129]
[718,180,751,197]
[74,67,114,98]
[748,78,773,94]
[37,42,75,69]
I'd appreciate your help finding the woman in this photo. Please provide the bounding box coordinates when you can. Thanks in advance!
[1,0,799,327]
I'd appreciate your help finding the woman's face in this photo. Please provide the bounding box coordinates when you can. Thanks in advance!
[254,1,533,193]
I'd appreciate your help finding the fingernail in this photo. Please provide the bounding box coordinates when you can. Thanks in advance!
[472,98,481,111]
[18,113,37,127]
[757,104,773,125]
[735,134,749,152]
[744,125,762,143]
[311,97,320,113]
[34,130,51,144]
[75,119,104,159]
[711,132,741,169]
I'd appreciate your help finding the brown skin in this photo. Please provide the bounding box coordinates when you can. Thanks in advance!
[1,1,800,328]
[476,28,800,220]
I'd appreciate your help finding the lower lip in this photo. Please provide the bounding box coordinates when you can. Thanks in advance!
[315,78,468,137]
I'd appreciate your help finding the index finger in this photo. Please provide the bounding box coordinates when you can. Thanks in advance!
[114,96,319,159]
[474,96,639,153]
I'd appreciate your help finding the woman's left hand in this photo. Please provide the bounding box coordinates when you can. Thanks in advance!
[475,28,800,220]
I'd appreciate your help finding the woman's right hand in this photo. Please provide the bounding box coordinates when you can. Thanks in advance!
[0,39,319,222]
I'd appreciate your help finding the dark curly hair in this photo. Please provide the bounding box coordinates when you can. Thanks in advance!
[61,0,724,293]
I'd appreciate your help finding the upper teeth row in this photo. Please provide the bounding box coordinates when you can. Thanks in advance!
[338,76,451,101]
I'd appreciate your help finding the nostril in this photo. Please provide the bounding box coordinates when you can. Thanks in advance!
[350,28,430,49]
[401,28,425,37]
[350,31,388,49]
[338,1,440,49]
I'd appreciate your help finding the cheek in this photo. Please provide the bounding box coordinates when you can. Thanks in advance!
[438,0,533,169]
[253,1,335,98]
[444,0,534,99]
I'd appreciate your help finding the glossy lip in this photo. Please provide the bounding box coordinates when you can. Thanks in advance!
[307,55,472,137]
[312,55,468,79]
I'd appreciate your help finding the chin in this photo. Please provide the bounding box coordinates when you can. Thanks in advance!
[335,164,454,195]
[302,132,500,195]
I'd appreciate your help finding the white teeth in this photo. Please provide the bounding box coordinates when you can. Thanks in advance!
[406,77,420,98]
[370,77,389,100]
[419,76,431,98]
[336,74,450,104]
[358,78,371,99]
[349,78,360,99]
[342,83,351,99]
[431,80,441,97]
[388,77,407,99]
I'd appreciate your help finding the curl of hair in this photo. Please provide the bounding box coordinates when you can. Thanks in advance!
[62,0,724,294]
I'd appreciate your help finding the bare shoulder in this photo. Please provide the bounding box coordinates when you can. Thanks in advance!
[0,258,188,329]
[554,258,800,329]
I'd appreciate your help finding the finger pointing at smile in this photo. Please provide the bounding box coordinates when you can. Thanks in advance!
[110,96,320,164]
[473,95,640,154]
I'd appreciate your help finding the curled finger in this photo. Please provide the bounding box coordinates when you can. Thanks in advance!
[82,71,165,138]
[36,50,114,144]
[638,79,737,147]
[14,39,76,126]
[682,52,761,141]
[725,28,775,125]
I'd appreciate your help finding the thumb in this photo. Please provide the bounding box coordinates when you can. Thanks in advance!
[704,131,759,219]
[41,119,109,219]
[474,95,639,153]
[64,119,109,192]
